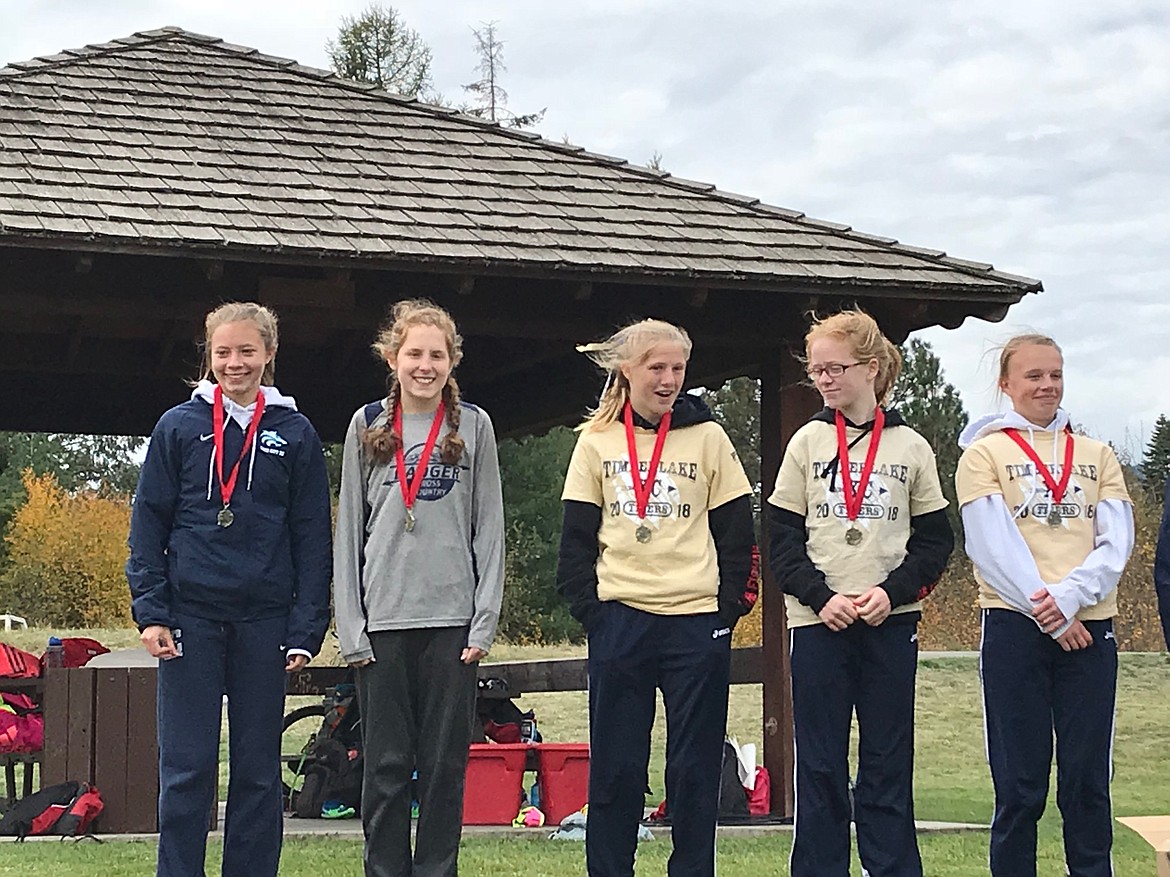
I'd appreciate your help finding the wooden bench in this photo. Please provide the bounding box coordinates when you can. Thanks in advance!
[41,665,161,833]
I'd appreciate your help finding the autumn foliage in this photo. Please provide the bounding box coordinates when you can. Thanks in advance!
[0,470,132,627]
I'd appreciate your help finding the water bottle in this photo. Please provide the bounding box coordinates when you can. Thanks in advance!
[45,636,64,669]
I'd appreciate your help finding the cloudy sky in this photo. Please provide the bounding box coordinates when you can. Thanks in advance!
[7,0,1169,454]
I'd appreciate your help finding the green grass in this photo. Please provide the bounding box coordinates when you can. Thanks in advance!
[0,831,1162,876]
[3,631,1169,875]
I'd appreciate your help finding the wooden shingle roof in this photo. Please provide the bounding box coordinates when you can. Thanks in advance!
[0,27,1040,297]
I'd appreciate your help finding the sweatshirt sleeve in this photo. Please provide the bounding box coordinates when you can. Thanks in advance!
[960,495,1051,623]
[467,409,506,653]
[879,509,954,607]
[283,421,334,656]
[766,502,835,613]
[556,499,603,631]
[333,412,373,664]
[1156,480,1170,650]
[1044,498,1134,622]
[125,416,180,631]
[708,495,758,628]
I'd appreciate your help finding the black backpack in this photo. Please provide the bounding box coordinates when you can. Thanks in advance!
[0,780,104,839]
[292,737,363,818]
[717,740,749,818]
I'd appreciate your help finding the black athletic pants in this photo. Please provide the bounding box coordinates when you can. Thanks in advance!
[585,602,732,877]
[981,609,1117,877]
[357,627,477,877]
[789,612,922,877]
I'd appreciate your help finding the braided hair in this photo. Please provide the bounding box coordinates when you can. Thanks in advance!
[363,299,466,465]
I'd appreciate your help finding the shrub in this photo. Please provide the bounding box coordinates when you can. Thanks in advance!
[0,471,133,627]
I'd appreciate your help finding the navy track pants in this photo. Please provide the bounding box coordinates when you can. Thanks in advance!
[980,609,1117,877]
[585,602,732,877]
[789,612,922,877]
[156,612,288,877]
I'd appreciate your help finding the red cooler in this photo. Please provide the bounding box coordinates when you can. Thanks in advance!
[462,743,529,824]
[536,743,590,825]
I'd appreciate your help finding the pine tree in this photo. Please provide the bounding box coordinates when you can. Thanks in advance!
[891,339,969,532]
[1141,414,1170,495]
[461,22,546,128]
[327,3,434,98]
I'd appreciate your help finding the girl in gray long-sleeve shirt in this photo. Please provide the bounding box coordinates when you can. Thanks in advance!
[333,299,505,877]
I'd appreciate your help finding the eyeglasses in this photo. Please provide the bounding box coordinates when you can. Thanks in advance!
[806,362,865,379]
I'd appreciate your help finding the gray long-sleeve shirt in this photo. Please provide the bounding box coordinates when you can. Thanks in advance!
[333,399,505,662]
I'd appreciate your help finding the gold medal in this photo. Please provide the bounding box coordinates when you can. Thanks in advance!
[217,506,235,528]
[635,524,652,543]
[1046,508,1061,526]
[845,526,862,546]
[405,507,416,533]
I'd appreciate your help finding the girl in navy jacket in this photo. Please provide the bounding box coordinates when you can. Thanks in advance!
[127,302,332,877]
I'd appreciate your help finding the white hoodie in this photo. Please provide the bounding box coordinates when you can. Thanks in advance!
[957,408,1133,637]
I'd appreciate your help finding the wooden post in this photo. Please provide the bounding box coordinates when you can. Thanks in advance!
[759,347,820,817]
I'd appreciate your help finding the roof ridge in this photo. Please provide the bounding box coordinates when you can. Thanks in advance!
[0,26,199,78]
[0,27,1039,291]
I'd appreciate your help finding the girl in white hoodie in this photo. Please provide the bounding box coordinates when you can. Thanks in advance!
[956,333,1134,877]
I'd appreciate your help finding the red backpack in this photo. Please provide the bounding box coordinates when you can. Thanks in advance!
[0,780,104,839]
[40,637,110,672]
[0,643,40,679]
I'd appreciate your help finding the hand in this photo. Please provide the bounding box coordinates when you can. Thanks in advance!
[348,658,373,668]
[1030,587,1068,634]
[818,594,859,632]
[461,647,488,665]
[285,653,310,672]
[853,587,892,627]
[1055,619,1093,651]
[141,624,180,660]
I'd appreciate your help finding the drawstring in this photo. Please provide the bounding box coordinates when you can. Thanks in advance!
[205,403,261,501]
[1010,423,1052,521]
[246,432,258,491]
[818,424,872,492]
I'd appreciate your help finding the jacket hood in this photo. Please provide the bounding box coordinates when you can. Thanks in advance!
[810,406,906,493]
[809,406,908,429]
[958,408,1071,449]
[630,391,714,430]
[191,379,298,410]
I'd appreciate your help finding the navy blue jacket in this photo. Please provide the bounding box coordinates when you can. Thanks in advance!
[1156,479,1170,650]
[126,396,333,654]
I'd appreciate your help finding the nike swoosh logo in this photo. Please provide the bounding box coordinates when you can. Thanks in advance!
[200,433,214,442]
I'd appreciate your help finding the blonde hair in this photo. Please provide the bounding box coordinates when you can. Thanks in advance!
[198,301,279,385]
[997,333,1062,386]
[576,318,692,432]
[804,308,902,406]
[363,299,465,465]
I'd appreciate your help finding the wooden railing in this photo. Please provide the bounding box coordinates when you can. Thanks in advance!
[286,646,765,697]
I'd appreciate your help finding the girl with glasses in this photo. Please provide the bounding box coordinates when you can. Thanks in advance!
[766,309,953,877]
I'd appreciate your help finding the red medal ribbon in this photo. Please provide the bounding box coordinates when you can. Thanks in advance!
[212,384,266,510]
[623,403,672,521]
[1003,426,1075,504]
[393,401,446,516]
[834,407,885,522]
